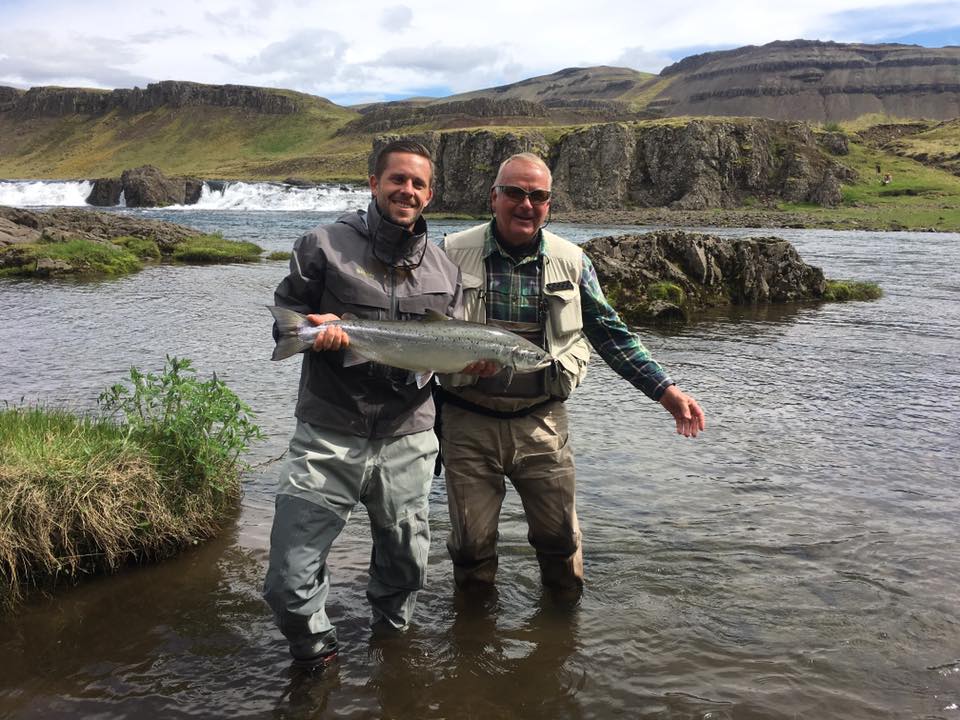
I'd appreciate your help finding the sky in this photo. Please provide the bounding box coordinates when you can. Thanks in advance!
[1,0,959,106]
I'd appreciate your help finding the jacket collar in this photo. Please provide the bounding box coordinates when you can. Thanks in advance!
[364,199,428,268]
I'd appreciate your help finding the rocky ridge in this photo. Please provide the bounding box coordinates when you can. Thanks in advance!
[0,81,308,117]
[651,40,960,121]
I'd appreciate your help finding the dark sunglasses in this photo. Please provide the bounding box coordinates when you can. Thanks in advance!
[495,185,552,205]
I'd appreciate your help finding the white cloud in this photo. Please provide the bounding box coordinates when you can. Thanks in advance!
[1,0,958,101]
[380,5,413,31]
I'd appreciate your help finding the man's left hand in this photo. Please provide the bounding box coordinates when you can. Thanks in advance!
[659,385,706,438]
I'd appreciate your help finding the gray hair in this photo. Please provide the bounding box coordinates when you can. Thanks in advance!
[493,152,552,188]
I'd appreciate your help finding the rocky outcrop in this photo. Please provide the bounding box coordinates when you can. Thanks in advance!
[381,118,855,213]
[0,206,202,252]
[582,230,827,323]
[653,40,960,122]
[3,81,305,117]
[86,178,124,206]
[85,166,203,207]
[342,98,550,135]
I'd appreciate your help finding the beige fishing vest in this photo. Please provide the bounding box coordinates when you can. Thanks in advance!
[442,223,591,404]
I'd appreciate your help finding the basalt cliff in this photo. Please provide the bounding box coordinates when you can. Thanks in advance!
[375,118,855,213]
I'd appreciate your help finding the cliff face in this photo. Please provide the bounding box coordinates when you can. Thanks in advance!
[380,118,855,214]
[652,40,960,122]
[0,81,307,117]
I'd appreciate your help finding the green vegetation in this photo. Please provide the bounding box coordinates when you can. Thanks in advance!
[171,235,262,263]
[647,281,686,305]
[823,279,883,301]
[0,100,368,181]
[113,235,161,260]
[267,251,292,261]
[0,234,265,278]
[0,357,262,608]
[0,237,142,278]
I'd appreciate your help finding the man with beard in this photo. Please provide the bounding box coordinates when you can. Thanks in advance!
[437,152,705,598]
[263,140,463,670]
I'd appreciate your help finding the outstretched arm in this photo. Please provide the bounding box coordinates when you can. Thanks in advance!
[658,385,705,438]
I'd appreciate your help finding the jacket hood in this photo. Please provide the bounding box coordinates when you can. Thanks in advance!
[339,200,428,268]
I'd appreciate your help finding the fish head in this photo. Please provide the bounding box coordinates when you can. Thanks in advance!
[510,345,553,373]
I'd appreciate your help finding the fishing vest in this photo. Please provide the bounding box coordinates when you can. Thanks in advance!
[441,222,591,405]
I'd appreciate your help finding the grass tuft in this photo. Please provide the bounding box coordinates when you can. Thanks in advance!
[0,357,263,609]
[172,235,263,263]
[823,279,883,301]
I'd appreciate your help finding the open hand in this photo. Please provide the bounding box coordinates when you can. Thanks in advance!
[659,385,706,438]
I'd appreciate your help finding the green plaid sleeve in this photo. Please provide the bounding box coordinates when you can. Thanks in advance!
[579,253,674,401]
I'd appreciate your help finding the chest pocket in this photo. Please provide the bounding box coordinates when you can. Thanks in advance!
[323,266,389,319]
[397,288,453,318]
[543,284,583,335]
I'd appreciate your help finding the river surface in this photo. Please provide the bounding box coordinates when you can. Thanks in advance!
[1,206,959,719]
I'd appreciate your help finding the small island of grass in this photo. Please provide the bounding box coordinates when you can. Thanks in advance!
[0,357,263,610]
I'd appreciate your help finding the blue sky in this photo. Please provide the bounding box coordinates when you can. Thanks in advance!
[0,0,958,105]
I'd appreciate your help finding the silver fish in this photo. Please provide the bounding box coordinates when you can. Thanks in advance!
[268,305,553,388]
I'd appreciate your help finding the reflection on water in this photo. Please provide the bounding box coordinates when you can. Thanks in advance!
[2,218,960,718]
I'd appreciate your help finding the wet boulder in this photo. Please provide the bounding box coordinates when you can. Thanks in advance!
[583,229,826,324]
[120,165,187,207]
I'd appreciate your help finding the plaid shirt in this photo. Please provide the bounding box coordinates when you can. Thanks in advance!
[476,223,674,401]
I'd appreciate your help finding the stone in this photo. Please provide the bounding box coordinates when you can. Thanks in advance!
[582,230,826,324]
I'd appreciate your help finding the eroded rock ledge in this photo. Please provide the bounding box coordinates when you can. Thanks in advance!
[583,230,827,323]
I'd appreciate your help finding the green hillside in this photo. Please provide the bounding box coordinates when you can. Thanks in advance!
[0,99,367,181]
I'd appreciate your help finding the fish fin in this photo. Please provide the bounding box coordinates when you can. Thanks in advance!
[269,306,312,360]
[342,348,370,367]
[413,371,434,389]
[272,336,312,361]
[500,366,515,386]
[342,312,359,321]
[268,305,307,333]
[423,309,452,322]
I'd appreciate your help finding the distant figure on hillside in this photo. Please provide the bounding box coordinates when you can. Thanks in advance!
[882,173,892,185]
[876,163,882,175]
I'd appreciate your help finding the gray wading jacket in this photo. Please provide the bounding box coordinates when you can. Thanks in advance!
[274,200,463,438]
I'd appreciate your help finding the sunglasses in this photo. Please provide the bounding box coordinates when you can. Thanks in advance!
[495,185,552,205]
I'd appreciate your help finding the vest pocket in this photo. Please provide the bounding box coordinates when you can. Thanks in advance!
[543,285,583,334]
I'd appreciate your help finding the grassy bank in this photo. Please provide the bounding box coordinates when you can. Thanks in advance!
[0,234,263,278]
[0,358,263,609]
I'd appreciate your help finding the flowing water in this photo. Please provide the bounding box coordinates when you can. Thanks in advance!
[1,196,959,719]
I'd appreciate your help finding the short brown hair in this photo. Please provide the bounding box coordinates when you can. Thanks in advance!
[373,140,435,183]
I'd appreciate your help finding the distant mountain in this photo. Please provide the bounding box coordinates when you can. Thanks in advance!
[649,39,960,122]
[345,40,960,131]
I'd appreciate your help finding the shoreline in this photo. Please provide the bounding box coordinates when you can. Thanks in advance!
[551,207,952,233]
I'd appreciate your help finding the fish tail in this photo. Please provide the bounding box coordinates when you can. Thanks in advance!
[268,305,312,361]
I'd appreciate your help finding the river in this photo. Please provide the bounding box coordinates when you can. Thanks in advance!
[1,196,959,719]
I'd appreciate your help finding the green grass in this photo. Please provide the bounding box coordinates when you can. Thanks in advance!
[266,251,291,261]
[0,237,142,278]
[171,235,262,263]
[823,280,883,301]
[0,101,367,181]
[0,358,262,608]
[112,236,161,260]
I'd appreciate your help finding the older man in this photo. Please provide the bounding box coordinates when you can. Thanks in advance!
[437,152,705,595]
